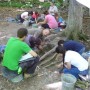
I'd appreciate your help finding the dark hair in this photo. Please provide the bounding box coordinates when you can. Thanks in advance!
[58,40,65,46]
[29,36,36,48]
[55,46,65,54]
[28,11,33,15]
[17,28,28,38]
[29,37,41,48]
[35,11,38,15]
[55,46,65,66]
[43,11,49,15]
[35,38,41,45]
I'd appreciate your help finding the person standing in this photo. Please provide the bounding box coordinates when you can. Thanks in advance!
[48,2,58,16]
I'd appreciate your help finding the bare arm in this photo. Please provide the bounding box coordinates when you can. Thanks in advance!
[38,19,47,25]
[35,18,37,24]
[29,50,38,57]
[64,62,71,69]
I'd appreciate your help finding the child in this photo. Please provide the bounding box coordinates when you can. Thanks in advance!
[54,13,66,29]
[29,11,40,26]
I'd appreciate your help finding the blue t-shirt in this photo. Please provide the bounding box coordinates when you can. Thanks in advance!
[64,40,85,52]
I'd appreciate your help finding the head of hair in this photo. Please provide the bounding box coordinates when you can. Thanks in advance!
[17,28,28,38]
[55,45,65,54]
[50,2,55,5]
[55,13,58,17]
[58,40,65,46]
[29,37,41,48]
[35,38,41,46]
[28,11,33,15]
[35,11,38,14]
[55,45,65,66]
[29,36,36,48]
[43,11,49,15]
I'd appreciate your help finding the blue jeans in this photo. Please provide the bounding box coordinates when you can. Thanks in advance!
[79,47,85,55]
[63,65,88,79]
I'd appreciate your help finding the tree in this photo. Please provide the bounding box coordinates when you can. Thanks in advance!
[64,0,84,40]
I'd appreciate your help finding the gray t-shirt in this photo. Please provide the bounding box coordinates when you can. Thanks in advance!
[28,28,44,40]
[24,34,33,46]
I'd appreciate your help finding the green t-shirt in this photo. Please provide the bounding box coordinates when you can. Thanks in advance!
[2,37,32,70]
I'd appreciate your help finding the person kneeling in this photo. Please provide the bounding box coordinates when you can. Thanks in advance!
[2,28,39,83]
[55,46,88,79]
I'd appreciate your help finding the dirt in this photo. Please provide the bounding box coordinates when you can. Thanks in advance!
[0,20,61,90]
[0,7,90,90]
[0,7,62,90]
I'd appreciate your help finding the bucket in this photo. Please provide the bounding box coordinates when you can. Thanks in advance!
[32,24,38,28]
[11,74,23,83]
[54,28,60,32]
[61,74,77,90]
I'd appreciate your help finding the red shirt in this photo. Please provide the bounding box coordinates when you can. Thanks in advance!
[32,13,39,19]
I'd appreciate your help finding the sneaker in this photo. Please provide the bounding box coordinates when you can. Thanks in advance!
[24,72,38,79]
[79,74,88,81]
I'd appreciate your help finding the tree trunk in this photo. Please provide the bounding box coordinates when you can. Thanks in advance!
[89,9,90,16]
[65,0,83,40]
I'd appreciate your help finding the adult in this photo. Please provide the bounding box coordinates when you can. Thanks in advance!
[55,46,88,79]
[57,40,85,55]
[38,11,58,29]
[19,11,33,23]
[48,2,58,16]
[2,28,39,82]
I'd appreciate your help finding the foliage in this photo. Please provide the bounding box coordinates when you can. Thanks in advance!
[0,0,62,8]
[78,32,89,41]
[55,1,61,8]
[0,1,23,8]
[21,2,33,8]
[39,2,50,9]
[64,29,89,41]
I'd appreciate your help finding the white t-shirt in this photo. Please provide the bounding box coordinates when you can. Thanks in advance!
[48,6,58,16]
[65,50,88,71]
[21,12,29,19]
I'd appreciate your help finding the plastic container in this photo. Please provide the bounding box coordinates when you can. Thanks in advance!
[32,24,38,28]
[11,74,23,83]
[61,74,77,90]
[55,28,60,32]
